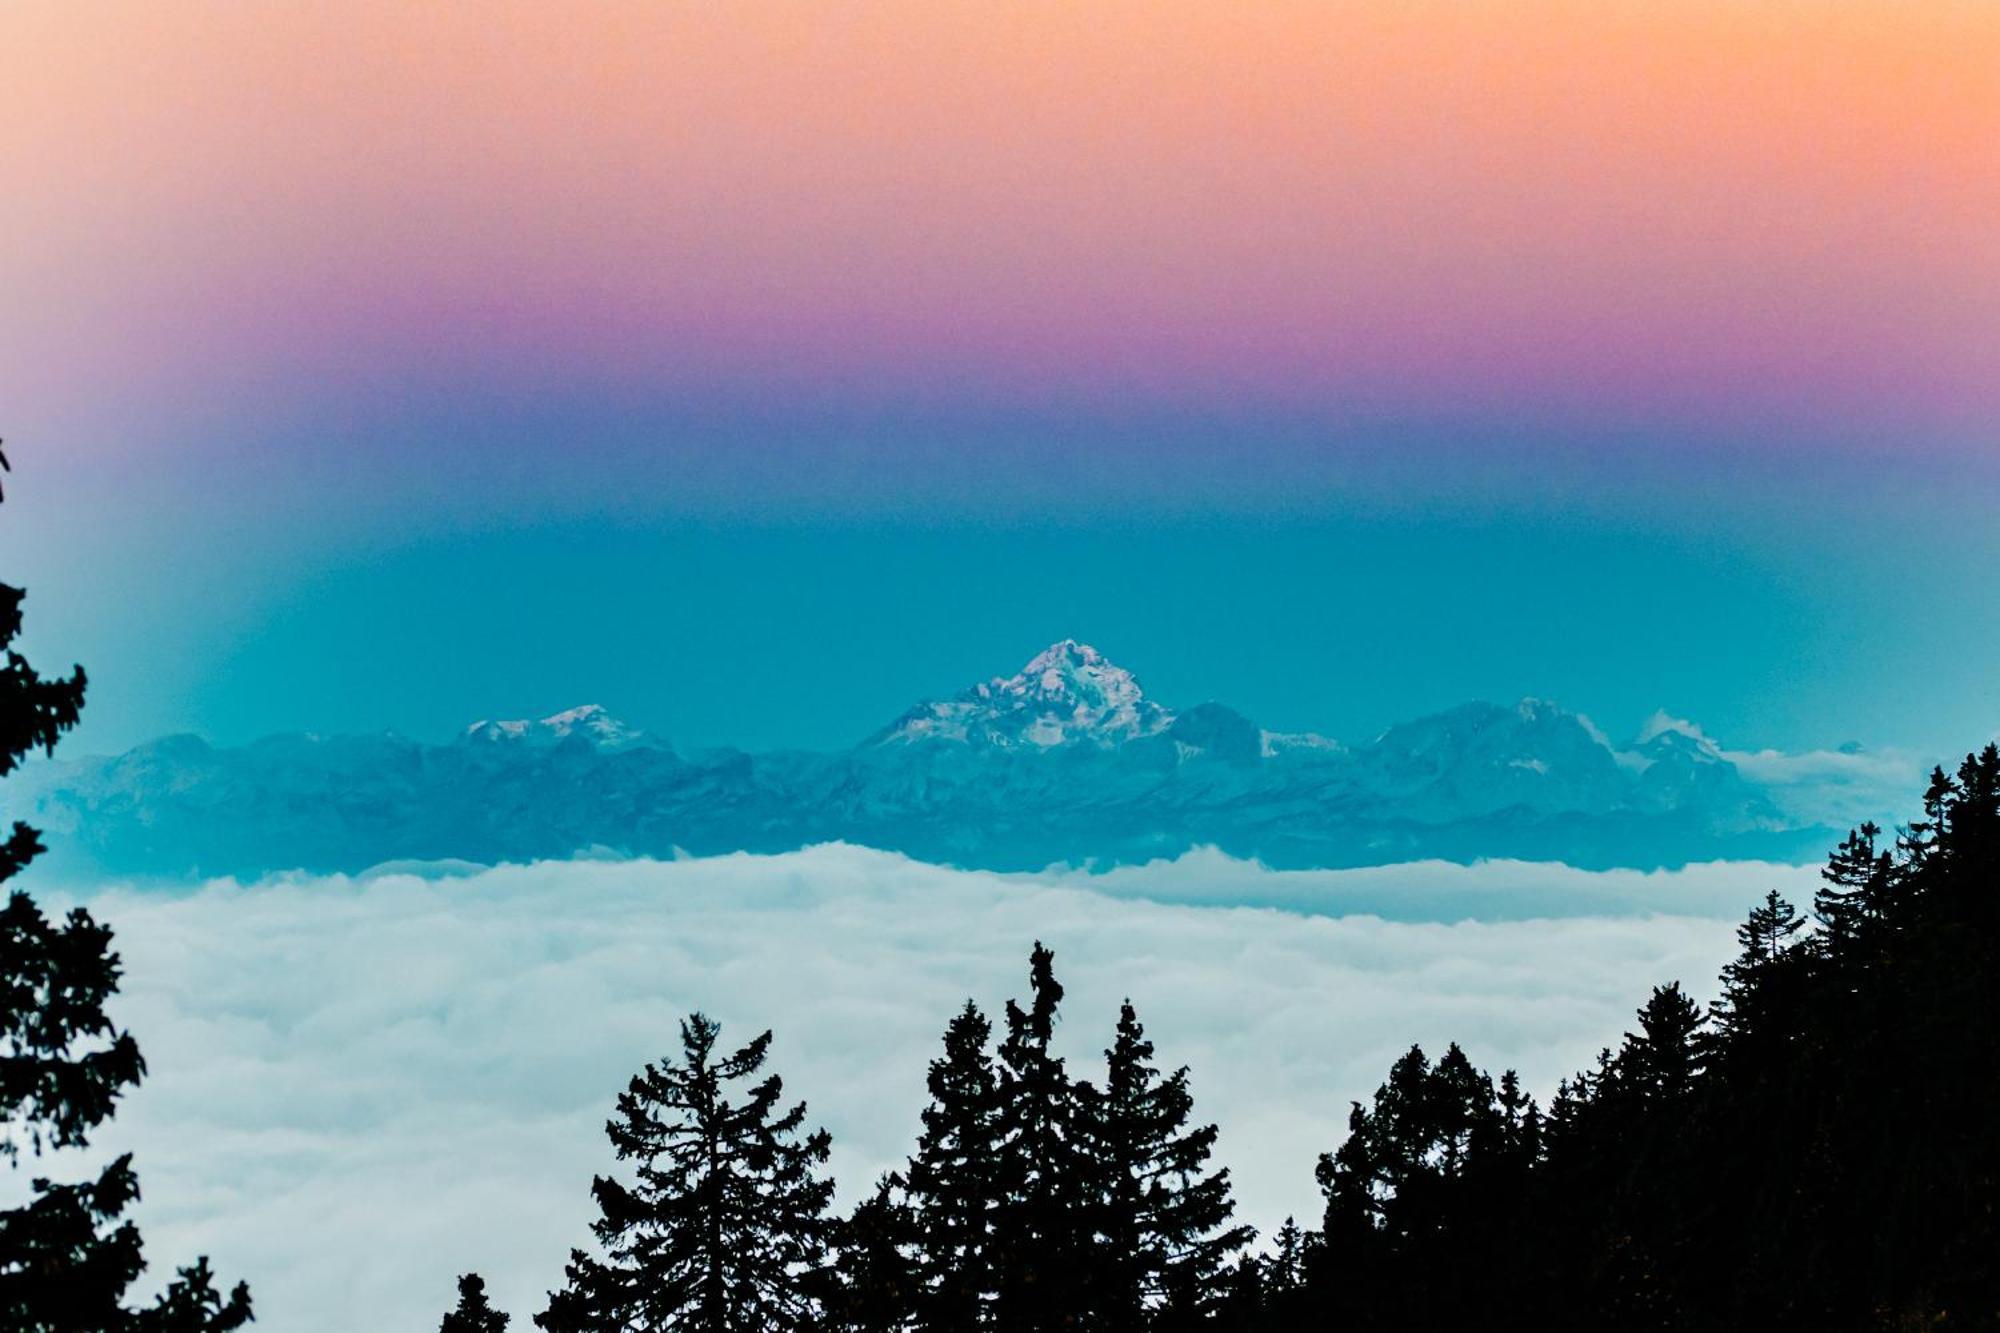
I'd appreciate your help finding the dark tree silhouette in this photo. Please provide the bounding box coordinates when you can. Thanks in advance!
[989,942,1094,1332]
[1085,1000,1250,1331]
[903,1001,1001,1331]
[0,442,251,1330]
[441,1273,510,1332]
[820,1176,919,1333]
[538,1013,834,1332]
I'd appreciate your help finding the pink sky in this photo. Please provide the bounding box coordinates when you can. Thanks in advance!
[4,1,1996,464]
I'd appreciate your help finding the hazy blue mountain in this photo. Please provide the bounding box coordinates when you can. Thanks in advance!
[15,640,1900,880]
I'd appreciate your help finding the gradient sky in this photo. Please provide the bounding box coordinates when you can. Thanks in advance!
[2,2,1996,757]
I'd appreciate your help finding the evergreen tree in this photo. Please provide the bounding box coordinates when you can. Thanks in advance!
[1814,821,1891,950]
[1086,1001,1251,1331]
[1493,1068,1541,1169]
[1311,1043,1512,1328]
[1897,765,1955,868]
[441,1273,510,1332]
[538,1014,834,1333]
[903,1001,1000,1331]
[1261,1217,1307,1304]
[822,1177,918,1332]
[1616,983,1704,1109]
[1711,890,1805,1044]
[0,443,251,1331]
[989,943,1094,1333]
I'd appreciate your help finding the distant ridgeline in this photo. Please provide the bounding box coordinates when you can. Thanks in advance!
[21,641,1905,880]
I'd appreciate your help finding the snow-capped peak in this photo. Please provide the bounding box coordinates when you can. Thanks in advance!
[1635,711,1724,757]
[464,704,646,751]
[992,640,1146,712]
[877,640,1174,748]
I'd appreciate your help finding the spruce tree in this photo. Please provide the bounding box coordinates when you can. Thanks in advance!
[821,1177,919,1332]
[1616,983,1704,1109]
[1493,1068,1541,1169]
[989,943,1093,1333]
[903,1001,1000,1331]
[1086,1000,1250,1331]
[1265,1218,1306,1296]
[1312,1043,1518,1328]
[441,1273,510,1332]
[537,1014,834,1333]
[1814,821,1891,950]
[0,443,252,1331]
[1711,890,1805,1045]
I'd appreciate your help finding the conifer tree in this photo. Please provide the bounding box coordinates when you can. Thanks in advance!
[989,943,1093,1332]
[1898,765,1955,868]
[903,1001,1000,1331]
[1086,1000,1250,1331]
[1814,821,1891,950]
[1261,1217,1307,1303]
[821,1177,919,1333]
[1616,983,1704,1109]
[0,443,252,1331]
[537,1014,834,1333]
[441,1273,510,1332]
[1493,1068,1540,1168]
[1711,891,1805,1045]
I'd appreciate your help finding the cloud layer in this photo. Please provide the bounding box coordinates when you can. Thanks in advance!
[47,847,1815,1329]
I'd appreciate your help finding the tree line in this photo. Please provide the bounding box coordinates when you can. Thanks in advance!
[439,746,2000,1331]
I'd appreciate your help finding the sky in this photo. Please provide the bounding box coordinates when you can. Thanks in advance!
[2,1,1997,757]
[69,847,1805,1329]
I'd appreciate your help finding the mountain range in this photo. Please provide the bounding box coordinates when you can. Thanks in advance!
[13,640,1911,880]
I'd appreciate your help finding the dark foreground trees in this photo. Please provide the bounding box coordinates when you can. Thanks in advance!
[498,750,2000,1330]
[0,447,252,1330]
[537,1015,836,1332]
[441,1273,509,1332]
[1284,747,2000,1331]
[527,946,1249,1332]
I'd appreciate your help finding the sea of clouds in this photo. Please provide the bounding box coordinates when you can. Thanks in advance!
[31,846,1819,1330]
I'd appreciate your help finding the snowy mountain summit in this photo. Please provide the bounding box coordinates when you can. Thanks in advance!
[878,639,1174,748]
[463,704,647,751]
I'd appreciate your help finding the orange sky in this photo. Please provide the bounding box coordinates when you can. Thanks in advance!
[4,1,1996,447]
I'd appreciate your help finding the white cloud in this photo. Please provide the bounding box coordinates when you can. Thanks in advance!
[1721,745,1921,825]
[33,846,1816,1331]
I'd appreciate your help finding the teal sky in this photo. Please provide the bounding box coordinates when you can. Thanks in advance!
[7,422,1998,762]
[4,1,1994,765]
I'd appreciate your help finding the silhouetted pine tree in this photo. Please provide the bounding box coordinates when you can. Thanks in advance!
[1262,1217,1307,1301]
[537,1014,834,1333]
[821,1177,919,1332]
[1814,820,1891,953]
[1711,890,1806,1044]
[904,1001,1001,1331]
[1596,984,1708,1330]
[0,443,252,1332]
[1617,983,1704,1109]
[989,943,1093,1332]
[1311,1042,1512,1328]
[1086,1001,1250,1331]
[441,1273,510,1332]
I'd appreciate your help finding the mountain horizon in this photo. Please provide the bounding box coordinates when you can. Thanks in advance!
[18,638,1915,883]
